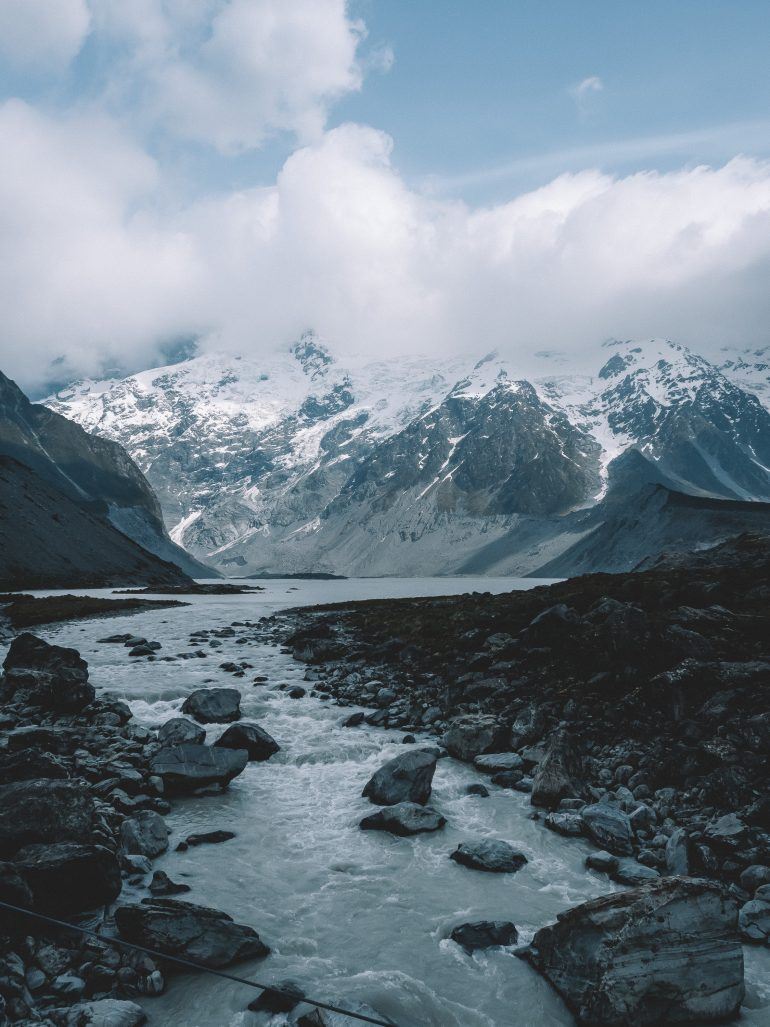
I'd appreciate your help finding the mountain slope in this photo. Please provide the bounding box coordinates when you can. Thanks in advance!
[44,335,770,577]
[0,371,210,578]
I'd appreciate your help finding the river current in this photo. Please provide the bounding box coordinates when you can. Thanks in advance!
[19,578,770,1027]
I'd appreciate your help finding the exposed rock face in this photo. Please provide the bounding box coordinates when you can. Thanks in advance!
[157,717,205,746]
[114,899,269,968]
[519,879,744,1025]
[2,633,94,713]
[531,730,581,810]
[0,779,95,859]
[449,840,528,873]
[359,802,446,836]
[181,688,241,724]
[449,921,518,953]
[361,750,438,806]
[213,722,280,761]
[442,715,507,762]
[149,744,248,794]
[14,842,121,915]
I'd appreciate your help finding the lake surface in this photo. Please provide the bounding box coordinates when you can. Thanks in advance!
[18,578,770,1027]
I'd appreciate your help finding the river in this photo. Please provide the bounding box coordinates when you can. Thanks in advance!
[21,578,770,1027]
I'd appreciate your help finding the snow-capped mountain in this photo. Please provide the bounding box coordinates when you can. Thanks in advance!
[44,333,770,576]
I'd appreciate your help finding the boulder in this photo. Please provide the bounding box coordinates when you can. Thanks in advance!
[739,897,770,944]
[53,999,147,1026]
[0,779,94,859]
[157,718,205,746]
[450,840,528,873]
[213,722,280,762]
[473,752,525,774]
[449,921,518,953]
[665,828,692,876]
[149,744,248,795]
[531,729,581,810]
[2,633,93,713]
[362,750,437,806]
[360,802,446,836]
[740,865,770,893]
[0,748,69,782]
[581,802,634,856]
[510,703,546,748]
[248,980,305,1014]
[15,842,121,914]
[545,812,584,837]
[520,604,581,647]
[115,898,269,968]
[610,860,661,886]
[120,811,169,858]
[442,715,507,762]
[149,871,191,897]
[518,879,744,1025]
[585,851,619,874]
[181,688,242,724]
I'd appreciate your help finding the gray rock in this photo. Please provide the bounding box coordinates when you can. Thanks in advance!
[581,802,634,856]
[362,749,437,806]
[120,811,169,858]
[442,715,507,762]
[213,722,279,762]
[585,851,619,874]
[54,999,147,1025]
[360,802,446,836]
[510,703,545,747]
[740,865,770,894]
[473,752,525,774]
[0,779,95,859]
[15,842,121,914]
[157,718,205,746]
[519,878,744,1025]
[531,729,581,810]
[449,920,518,953]
[545,812,584,837]
[665,827,691,876]
[115,898,269,968]
[739,897,770,944]
[2,633,94,713]
[149,744,248,795]
[181,688,242,724]
[450,840,527,873]
[610,859,661,886]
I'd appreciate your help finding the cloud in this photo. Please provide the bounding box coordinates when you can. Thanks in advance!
[2,102,770,392]
[0,0,91,72]
[91,0,368,152]
[570,74,604,116]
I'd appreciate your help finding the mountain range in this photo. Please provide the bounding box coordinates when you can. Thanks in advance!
[43,334,770,577]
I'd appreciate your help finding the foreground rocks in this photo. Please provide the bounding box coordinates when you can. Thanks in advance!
[149,743,248,795]
[449,840,527,873]
[360,802,446,836]
[449,921,518,953]
[361,749,437,806]
[518,878,744,1025]
[180,687,241,724]
[213,721,280,761]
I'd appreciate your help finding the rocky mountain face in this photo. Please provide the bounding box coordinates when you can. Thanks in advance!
[44,334,770,577]
[0,372,207,588]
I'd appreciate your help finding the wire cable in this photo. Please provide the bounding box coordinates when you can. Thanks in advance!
[0,899,402,1027]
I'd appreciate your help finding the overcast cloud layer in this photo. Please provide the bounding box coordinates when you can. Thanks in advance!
[1,0,770,392]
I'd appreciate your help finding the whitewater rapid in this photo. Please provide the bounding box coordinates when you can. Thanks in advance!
[28,578,770,1027]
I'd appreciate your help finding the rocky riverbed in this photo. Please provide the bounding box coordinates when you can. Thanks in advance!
[0,559,769,1026]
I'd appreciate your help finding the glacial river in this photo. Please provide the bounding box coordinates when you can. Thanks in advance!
[21,578,770,1027]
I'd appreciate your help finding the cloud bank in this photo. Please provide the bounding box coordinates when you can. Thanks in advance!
[1,1,770,391]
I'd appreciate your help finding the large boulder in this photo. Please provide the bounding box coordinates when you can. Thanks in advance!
[442,715,507,762]
[0,748,69,782]
[739,894,770,944]
[15,842,121,914]
[581,802,634,856]
[115,898,269,968]
[361,750,437,806]
[53,999,147,1026]
[2,633,93,713]
[450,840,528,873]
[120,811,169,858]
[213,722,280,762]
[181,688,241,725]
[157,718,205,746]
[360,802,446,836]
[531,729,581,810]
[449,921,518,953]
[518,878,744,1025]
[0,779,94,858]
[149,744,248,795]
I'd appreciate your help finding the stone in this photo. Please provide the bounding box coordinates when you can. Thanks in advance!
[213,722,279,762]
[362,749,437,806]
[442,715,507,762]
[610,859,661,886]
[740,865,770,893]
[519,879,744,1025]
[473,752,525,774]
[510,703,545,747]
[703,813,748,850]
[183,830,235,847]
[115,898,269,968]
[247,980,305,1013]
[449,921,518,953]
[466,783,489,798]
[0,748,69,782]
[739,897,770,944]
[585,851,619,874]
[54,999,147,1026]
[157,718,205,746]
[343,712,366,727]
[665,828,691,876]
[531,729,581,810]
[288,686,306,699]
[149,744,248,795]
[15,842,121,914]
[449,840,528,873]
[2,633,94,713]
[545,812,584,837]
[120,812,169,858]
[148,871,190,897]
[0,779,94,859]
[181,688,242,724]
[581,802,634,856]
[360,802,446,836]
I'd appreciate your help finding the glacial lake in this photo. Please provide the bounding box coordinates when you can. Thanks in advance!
[19,577,770,1027]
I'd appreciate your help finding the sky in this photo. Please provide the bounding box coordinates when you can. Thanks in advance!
[1,0,770,393]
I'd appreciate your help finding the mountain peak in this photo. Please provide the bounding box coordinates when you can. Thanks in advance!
[292,330,333,380]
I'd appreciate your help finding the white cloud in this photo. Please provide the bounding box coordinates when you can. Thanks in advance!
[570,74,604,116]
[2,104,770,392]
[0,0,91,71]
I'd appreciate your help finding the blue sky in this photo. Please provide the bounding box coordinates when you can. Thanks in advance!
[1,0,770,389]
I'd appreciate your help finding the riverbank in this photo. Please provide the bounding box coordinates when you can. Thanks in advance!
[0,594,188,630]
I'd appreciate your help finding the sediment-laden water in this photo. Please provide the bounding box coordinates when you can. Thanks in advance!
[28,579,770,1027]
